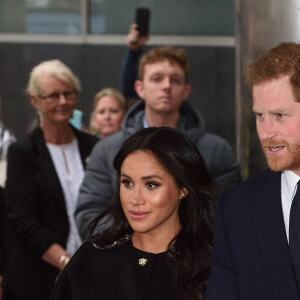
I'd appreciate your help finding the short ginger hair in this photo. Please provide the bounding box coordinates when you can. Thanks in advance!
[247,42,300,102]
[138,46,189,83]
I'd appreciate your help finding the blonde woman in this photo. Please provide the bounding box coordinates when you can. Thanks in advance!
[90,88,126,138]
[3,59,98,300]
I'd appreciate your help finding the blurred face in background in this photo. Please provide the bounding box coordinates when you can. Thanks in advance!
[92,95,125,138]
[30,74,76,126]
[135,60,191,116]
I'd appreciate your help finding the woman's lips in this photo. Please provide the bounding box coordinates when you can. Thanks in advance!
[129,210,150,220]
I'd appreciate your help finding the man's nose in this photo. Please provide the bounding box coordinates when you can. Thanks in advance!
[162,77,171,89]
[257,118,277,141]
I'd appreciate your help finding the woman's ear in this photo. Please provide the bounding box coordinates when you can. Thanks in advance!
[180,188,188,200]
[30,94,40,110]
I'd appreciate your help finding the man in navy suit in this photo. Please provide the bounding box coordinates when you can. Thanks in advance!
[206,42,300,300]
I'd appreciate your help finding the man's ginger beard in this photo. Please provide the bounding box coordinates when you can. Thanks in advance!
[260,138,300,172]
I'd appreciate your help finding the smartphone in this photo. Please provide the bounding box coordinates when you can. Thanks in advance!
[135,8,150,37]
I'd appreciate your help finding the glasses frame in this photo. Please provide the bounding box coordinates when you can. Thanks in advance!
[38,90,77,103]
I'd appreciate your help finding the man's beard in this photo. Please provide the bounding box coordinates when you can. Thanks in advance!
[261,138,300,172]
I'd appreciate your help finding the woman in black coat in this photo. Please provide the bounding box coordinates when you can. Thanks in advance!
[49,127,216,300]
[2,59,98,300]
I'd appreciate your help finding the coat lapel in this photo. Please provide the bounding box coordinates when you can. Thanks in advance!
[32,127,66,212]
[250,170,298,298]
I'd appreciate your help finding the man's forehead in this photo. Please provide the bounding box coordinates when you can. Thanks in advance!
[144,60,185,75]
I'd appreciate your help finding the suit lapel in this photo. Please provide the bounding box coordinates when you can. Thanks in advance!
[250,170,298,297]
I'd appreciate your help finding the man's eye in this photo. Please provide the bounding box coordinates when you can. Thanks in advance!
[171,78,183,85]
[255,113,264,120]
[152,76,162,82]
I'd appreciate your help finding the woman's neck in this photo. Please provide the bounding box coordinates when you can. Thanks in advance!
[40,121,74,145]
[131,224,181,254]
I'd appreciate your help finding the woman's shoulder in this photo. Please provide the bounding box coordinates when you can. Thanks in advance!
[90,234,131,250]
[65,236,132,275]
[74,127,99,145]
[74,235,131,260]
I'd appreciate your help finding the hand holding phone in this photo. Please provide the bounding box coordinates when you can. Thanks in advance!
[135,8,150,37]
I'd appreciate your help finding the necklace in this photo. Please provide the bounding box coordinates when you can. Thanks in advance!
[61,146,70,174]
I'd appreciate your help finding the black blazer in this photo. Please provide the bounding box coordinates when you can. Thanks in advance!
[2,126,98,299]
[206,169,299,300]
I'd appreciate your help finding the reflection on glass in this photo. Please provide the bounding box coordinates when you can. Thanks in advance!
[0,0,82,34]
[89,0,234,35]
[0,0,234,35]
[26,0,81,34]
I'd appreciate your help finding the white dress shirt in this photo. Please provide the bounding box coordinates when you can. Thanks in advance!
[281,170,300,242]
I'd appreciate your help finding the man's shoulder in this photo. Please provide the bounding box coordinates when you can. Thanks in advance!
[89,130,132,164]
[94,131,129,151]
[222,168,279,199]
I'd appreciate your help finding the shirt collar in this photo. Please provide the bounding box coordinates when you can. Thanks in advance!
[282,170,300,198]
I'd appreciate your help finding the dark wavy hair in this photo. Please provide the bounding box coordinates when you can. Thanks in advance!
[89,127,216,300]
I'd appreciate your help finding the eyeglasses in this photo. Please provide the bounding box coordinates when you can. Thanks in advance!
[38,91,77,103]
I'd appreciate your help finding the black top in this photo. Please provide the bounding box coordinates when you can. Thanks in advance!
[49,239,179,300]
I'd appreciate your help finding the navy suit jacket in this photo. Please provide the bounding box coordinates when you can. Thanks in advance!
[206,169,299,300]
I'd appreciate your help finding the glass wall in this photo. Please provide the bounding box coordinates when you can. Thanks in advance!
[0,0,237,156]
[90,0,234,35]
[0,0,81,34]
[0,0,234,35]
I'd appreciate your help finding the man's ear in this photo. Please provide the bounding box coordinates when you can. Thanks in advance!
[182,84,192,102]
[134,80,144,99]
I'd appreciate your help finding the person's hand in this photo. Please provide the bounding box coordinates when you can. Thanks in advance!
[127,23,150,52]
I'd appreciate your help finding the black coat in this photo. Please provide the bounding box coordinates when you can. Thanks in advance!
[49,239,179,300]
[2,126,98,299]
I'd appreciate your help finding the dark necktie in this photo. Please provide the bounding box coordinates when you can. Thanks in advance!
[289,181,300,292]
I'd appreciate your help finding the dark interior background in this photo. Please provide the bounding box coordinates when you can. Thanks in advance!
[0,43,235,153]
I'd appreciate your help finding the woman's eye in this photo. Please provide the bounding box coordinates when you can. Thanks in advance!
[121,179,133,187]
[146,182,160,189]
